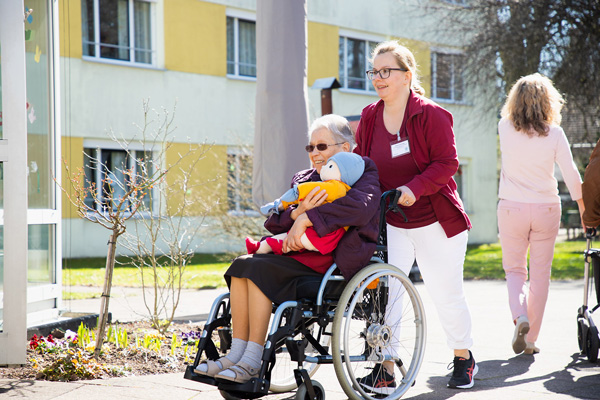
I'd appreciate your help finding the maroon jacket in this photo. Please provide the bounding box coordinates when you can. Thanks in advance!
[265,157,381,280]
[583,139,600,227]
[355,93,471,238]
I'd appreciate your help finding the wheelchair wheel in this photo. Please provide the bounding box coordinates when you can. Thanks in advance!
[269,326,329,392]
[219,390,242,400]
[332,263,426,400]
[295,380,325,400]
[586,325,599,362]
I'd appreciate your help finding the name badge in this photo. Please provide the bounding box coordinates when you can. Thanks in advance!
[391,139,410,158]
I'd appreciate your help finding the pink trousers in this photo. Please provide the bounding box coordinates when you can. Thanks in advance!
[497,199,561,343]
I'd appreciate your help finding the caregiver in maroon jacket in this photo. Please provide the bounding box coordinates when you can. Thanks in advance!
[354,41,476,394]
[194,114,381,384]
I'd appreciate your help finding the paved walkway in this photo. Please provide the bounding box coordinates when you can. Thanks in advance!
[2,278,600,399]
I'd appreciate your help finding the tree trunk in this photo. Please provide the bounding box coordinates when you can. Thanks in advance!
[94,230,119,358]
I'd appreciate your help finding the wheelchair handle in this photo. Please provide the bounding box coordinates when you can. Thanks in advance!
[381,190,408,222]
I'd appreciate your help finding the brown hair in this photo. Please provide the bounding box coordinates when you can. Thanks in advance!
[371,40,425,96]
[501,73,565,137]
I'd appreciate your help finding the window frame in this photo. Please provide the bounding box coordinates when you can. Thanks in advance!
[431,49,466,103]
[81,0,157,68]
[82,141,157,216]
[227,147,259,217]
[226,9,257,81]
[338,32,383,95]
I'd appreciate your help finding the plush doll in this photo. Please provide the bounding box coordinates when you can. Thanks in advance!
[247,152,365,256]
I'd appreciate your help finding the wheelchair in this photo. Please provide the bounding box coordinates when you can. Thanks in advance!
[184,190,427,400]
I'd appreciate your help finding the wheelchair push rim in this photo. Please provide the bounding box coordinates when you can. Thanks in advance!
[332,263,427,400]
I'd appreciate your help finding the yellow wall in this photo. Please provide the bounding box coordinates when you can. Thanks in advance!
[58,0,83,59]
[165,143,228,216]
[61,136,85,219]
[394,38,431,96]
[164,0,227,76]
[307,22,339,86]
[61,139,228,219]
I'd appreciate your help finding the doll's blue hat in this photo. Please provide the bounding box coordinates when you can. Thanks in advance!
[329,152,365,187]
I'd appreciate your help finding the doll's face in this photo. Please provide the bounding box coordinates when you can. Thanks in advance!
[320,159,341,181]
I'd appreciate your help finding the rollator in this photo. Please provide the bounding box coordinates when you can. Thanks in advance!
[577,228,600,363]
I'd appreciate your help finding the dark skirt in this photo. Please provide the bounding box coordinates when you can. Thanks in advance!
[224,254,326,305]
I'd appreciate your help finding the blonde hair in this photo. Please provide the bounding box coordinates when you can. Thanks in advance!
[371,40,425,96]
[501,73,565,137]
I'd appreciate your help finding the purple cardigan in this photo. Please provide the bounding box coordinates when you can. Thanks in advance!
[265,157,381,280]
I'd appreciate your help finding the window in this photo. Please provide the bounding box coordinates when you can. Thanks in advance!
[454,162,468,211]
[339,36,378,92]
[84,147,154,213]
[81,0,154,66]
[431,51,465,102]
[443,0,468,5]
[227,150,254,214]
[227,16,256,78]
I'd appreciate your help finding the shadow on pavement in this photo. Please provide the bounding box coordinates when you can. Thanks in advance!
[0,379,36,397]
[544,353,600,400]
[409,352,600,400]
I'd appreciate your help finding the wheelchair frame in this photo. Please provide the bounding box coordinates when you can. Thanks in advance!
[184,190,427,400]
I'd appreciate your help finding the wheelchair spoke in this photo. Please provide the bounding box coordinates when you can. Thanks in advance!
[332,264,427,400]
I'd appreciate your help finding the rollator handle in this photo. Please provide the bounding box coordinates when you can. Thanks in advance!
[586,227,597,239]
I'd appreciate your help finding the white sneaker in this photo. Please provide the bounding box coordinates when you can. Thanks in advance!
[512,315,530,354]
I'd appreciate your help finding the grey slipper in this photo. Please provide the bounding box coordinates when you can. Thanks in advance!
[194,357,235,377]
[215,361,260,383]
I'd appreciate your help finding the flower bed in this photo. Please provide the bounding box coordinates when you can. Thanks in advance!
[0,321,206,381]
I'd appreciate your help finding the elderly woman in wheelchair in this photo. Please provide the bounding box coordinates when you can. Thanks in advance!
[185,115,427,400]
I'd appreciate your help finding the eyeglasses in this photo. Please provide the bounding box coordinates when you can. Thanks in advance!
[366,68,408,80]
[305,142,345,152]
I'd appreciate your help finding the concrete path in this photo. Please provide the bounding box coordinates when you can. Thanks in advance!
[2,279,600,399]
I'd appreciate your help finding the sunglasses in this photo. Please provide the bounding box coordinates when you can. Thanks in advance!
[305,142,345,152]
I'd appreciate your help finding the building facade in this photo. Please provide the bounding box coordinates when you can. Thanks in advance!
[59,0,499,259]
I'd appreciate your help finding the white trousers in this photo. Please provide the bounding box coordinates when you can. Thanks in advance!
[386,222,473,350]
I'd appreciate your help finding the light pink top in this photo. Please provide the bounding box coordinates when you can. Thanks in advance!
[498,118,582,203]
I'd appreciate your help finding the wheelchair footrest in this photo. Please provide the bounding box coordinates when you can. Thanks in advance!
[217,377,270,399]
[183,365,218,386]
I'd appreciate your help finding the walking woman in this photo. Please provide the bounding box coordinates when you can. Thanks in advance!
[354,40,476,392]
[498,73,584,355]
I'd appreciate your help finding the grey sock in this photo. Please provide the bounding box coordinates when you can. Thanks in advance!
[223,338,248,365]
[237,340,263,369]
[217,341,264,378]
[196,337,247,372]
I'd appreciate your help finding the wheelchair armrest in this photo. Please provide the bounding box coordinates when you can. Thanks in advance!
[316,263,345,307]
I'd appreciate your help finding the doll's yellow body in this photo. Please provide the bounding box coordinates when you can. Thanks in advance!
[280,180,350,210]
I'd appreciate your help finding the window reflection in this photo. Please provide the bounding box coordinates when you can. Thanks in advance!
[28,224,54,285]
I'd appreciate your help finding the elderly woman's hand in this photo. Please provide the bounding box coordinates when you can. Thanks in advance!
[283,213,313,252]
[291,187,328,220]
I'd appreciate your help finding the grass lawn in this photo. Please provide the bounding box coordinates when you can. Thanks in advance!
[62,291,102,300]
[62,240,589,291]
[62,253,234,290]
[463,240,587,280]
